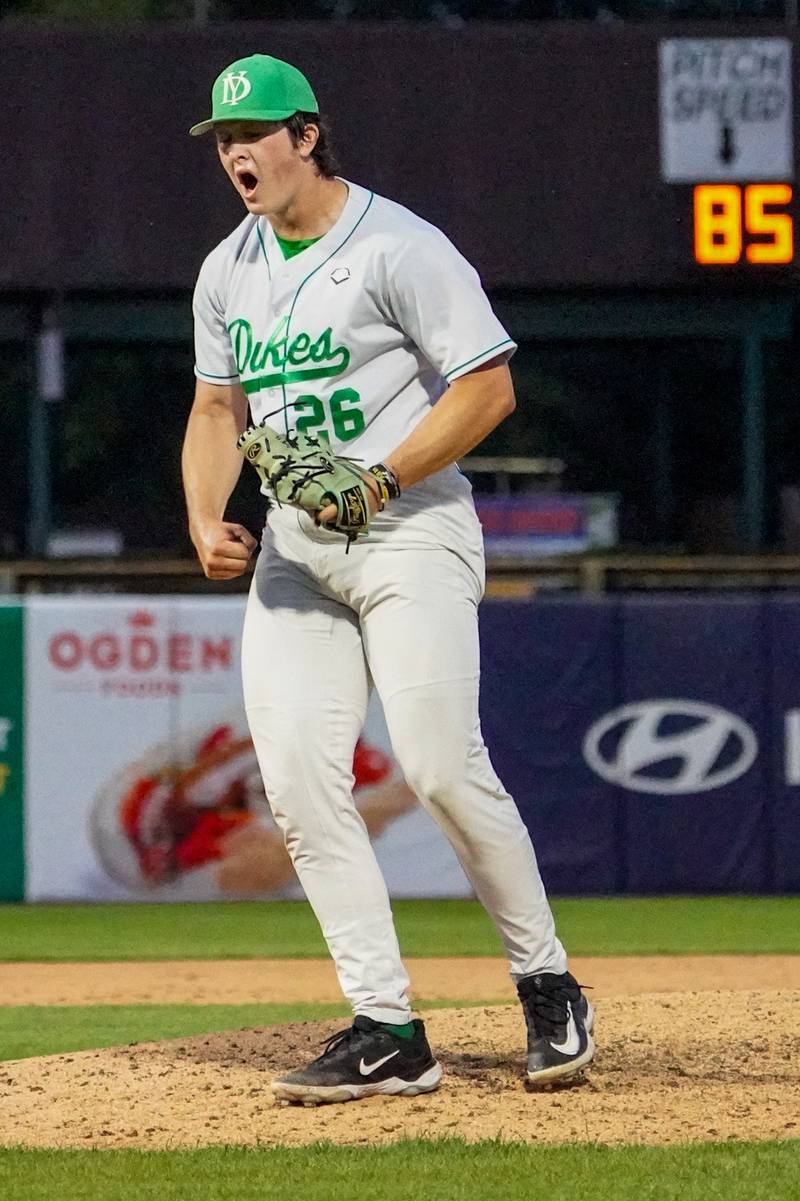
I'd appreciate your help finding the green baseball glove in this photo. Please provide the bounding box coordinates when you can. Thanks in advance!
[237,422,373,547]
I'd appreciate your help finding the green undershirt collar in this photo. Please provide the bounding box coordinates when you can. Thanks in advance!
[274,231,323,260]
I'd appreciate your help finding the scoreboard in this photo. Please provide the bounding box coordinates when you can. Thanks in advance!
[692,183,794,266]
[474,33,800,292]
[657,37,796,285]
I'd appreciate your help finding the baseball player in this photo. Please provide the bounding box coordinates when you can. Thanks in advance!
[183,53,595,1105]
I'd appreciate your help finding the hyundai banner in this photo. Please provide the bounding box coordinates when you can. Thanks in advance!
[478,595,800,894]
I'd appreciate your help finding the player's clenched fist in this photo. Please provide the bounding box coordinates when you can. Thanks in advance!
[190,518,257,580]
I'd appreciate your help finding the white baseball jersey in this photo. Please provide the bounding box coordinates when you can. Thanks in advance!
[193,179,516,558]
[195,180,569,1018]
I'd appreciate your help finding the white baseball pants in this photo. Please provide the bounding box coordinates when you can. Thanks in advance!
[242,516,567,1022]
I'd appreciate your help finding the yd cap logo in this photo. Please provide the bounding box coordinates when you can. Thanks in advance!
[582,700,757,795]
[221,71,252,107]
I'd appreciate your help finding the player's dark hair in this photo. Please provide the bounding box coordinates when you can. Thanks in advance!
[284,112,339,179]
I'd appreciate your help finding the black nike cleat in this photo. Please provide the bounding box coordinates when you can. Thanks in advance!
[517,971,596,1088]
[271,1016,443,1106]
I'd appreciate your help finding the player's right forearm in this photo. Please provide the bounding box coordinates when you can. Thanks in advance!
[182,404,245,533]
[181,382,256,579]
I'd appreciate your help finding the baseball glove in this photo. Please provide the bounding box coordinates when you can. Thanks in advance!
[237,422,373,547]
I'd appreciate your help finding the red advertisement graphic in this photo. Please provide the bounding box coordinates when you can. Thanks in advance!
[24,598,470,901]
[90,713,415,897]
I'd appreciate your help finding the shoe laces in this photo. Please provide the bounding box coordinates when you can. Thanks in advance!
[525,992,568,1039]
[521,977,588,1040]
[315,1025,357,1060]
[312,1020,381,1064]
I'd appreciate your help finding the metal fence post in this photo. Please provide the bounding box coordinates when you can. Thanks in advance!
[26,302,65,558]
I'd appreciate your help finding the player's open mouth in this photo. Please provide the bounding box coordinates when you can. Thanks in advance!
[238,171,258,196]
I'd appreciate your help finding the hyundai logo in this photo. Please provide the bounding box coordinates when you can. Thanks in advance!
[582,700,758,795]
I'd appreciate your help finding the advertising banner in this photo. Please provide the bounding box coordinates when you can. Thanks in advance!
[24,598,470,902]
[0,604,24,901]
[766,598,800,890]
[479,595,799,895]
[479,599,621,895]
[474,495,618,558]
[21,593,800,898]
[618,597,768,893]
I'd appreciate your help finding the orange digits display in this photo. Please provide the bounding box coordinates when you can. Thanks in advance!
[693,184,794,266]
[694,185,742,264]
[744,185,793,264]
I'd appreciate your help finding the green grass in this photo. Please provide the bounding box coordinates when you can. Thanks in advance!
[0,1140,798,1201]
[0,999,503,1062]
[0,896,798,961]
[0,1002,348,1061]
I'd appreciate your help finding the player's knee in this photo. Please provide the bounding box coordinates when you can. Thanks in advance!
[402,758,466,810]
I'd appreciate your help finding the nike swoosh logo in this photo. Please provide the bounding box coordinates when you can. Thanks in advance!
[359,1050,401,1077]
[549,1002,581,1056]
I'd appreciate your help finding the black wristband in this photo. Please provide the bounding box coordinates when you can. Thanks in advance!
[369,463,402,504]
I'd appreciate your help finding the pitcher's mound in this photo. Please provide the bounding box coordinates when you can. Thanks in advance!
[1,990,798,1149]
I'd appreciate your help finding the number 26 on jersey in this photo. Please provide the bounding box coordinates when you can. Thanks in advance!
[293,389,365,443]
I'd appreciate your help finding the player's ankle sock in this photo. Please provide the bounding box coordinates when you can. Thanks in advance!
[378,1020,416,1041]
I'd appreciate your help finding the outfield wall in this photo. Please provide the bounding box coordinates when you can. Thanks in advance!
[1,595,798,901]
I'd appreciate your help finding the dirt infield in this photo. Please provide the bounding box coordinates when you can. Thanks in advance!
[1,957,799,1150]
[2,954,800,1005]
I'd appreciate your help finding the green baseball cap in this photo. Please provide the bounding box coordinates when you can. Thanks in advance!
[189,54,318,136]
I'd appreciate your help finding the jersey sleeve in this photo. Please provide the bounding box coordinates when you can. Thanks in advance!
[384,227,516,382]
[192,250,239,385]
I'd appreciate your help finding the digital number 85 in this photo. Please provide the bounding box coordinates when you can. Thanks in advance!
[693,184,794,265]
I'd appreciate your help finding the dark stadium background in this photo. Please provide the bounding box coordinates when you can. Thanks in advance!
[3,6,799,559]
